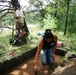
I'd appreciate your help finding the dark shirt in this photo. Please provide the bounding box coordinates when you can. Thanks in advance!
[42,37,55,49]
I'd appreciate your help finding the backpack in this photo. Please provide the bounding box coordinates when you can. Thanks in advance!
[9,32,26,46]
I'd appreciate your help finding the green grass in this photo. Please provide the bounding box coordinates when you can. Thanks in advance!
[0,25,40,62]
[0,25,76,63]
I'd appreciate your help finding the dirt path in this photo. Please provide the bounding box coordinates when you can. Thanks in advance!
[3,55,62,75]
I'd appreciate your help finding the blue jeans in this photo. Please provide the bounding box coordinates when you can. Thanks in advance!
[40,48,54,64]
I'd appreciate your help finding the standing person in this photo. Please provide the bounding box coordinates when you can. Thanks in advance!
[34,29,58,71]
[14,3,26,34]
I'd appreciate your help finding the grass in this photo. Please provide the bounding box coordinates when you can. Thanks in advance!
[0,25,76,63]
[0,25,40,62]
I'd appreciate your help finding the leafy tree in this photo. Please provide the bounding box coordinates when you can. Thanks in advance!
[67,0,76,33]
[42,14,58,31]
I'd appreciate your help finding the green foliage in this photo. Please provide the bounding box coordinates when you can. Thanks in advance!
[67,2,76,33]
[26,0,49,24]
[0,0,76,63]
[0,25,40,62]
[69,35,76,51]
[45,5,53,14]
[39,13,64,32]
[42,14,57,31]
[2,13,14,26]
[40,9,47,18]
[26,13,40,24]
[0,33,12,53]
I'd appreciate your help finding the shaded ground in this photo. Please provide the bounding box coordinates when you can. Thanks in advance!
[3,54,62,75]
[53,58,76,75]
[3,53,76,75]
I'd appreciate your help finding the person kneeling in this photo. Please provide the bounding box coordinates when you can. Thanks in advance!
[34,29,58,71]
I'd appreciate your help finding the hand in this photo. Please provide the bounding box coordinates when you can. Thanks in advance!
[18,16,22,18]
[23,16,26,18]
[51,53,55,60]
[15,17,19,19]
[34,65,38,71]
[15,16,21,19]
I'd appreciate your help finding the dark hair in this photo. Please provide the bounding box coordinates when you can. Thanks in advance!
[43,29,53,39]
[16,3,20,7]
[45,29,51,33]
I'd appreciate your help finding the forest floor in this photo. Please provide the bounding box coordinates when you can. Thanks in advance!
[2,51,76,75]
[3,54,62,75]
[1,24,76,75]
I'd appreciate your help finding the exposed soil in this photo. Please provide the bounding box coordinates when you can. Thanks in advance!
[53,58,76,75]
[3,54,62,75]
[3,54,76,75]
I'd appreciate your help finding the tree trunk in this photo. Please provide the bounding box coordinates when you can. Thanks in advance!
[64,0,70,35]
[24,19,29,33]
[0,19,3,32]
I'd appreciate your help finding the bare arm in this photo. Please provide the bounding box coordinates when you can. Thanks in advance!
[23,10,26,18]
[14,11,19,19]
[35,38,44,65]
[14,11,17,18]
[52,34,58,54]
[34,38,44,71]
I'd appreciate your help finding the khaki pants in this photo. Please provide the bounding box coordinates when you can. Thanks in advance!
[16,22,24,29]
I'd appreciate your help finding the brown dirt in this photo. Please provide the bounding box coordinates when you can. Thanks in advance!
[3,55,62,75]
